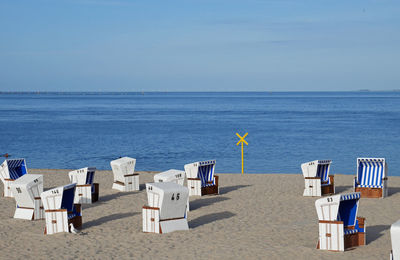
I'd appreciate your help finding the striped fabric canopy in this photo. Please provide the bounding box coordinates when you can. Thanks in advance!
[316,161,331,184]
[357,158,386,188]
[197,161,216,187]
[338,192,360,227]
[5,159,27,180]
[85,171,95,185]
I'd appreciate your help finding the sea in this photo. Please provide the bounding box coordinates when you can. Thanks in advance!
[0,92,399,175]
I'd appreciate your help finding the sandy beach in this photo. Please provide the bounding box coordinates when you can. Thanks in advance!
[0,170,399,259]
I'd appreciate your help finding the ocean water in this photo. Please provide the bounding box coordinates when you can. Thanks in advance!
[0,92,399,175]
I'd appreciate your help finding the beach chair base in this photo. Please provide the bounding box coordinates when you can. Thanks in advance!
[44,204,82,235]
[14,198,44,220]
[142,206,188,234]
[304,176,335,197]
[317,217,366,251]
[188,176,219,196]
[2,179,15,198]
[355,186,385,198]
[112,174,139,192]
[74,183,99,204]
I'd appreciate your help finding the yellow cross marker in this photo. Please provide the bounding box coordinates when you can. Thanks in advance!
[236,132,248,174]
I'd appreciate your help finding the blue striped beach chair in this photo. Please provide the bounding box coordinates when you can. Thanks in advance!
[40,183,82,235]
[69,167,99,204]
[354,158,388,198]
[391,219,400,260]
[315,192,366,251]
[0,158,28,197]
[184,160,219,196]
[301,160,334,197]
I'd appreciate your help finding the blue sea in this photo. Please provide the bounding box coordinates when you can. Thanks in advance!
[0,92,399,175]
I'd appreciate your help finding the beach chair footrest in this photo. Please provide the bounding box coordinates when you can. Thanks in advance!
[355,187,382,198]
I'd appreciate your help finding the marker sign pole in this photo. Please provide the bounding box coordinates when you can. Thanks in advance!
[236,133,248,174]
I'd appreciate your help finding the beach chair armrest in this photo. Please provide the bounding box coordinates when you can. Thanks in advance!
[329,175,334,185]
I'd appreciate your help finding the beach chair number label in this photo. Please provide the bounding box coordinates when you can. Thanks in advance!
[327,197,333,202]
[16,187,22,194]
[171,193,180,201]
[51,190,59,194]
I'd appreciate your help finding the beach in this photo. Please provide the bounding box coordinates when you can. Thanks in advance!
[0,170,399,259]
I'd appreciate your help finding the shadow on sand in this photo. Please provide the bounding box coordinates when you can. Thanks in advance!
[84,212,139,229]
[83,191,139,209]
[189,211,236,228]
[367,225,391,244]
[388,187,400,197]
[190,196,230,211]
[219,185,251,195]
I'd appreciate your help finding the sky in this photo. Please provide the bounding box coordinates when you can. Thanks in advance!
[0,0,399,92]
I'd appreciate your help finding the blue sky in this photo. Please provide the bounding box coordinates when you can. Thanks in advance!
[0,0,399,91]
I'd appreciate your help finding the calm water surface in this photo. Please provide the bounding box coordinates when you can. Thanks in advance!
[0,92,399,175]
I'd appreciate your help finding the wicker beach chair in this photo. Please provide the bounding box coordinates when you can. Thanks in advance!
[185,160,219,196]
[68,167,99,204]
[0,158,28,197]
[354,158,388,198]
[301,160,334,197]
[315,192,366,251]
[110,157,139,192]
[142,182,189,234]
[10,174,44,220]
[391,219,400,260]
[41,183,82,235]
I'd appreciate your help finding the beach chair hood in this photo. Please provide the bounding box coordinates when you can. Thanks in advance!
[110,157,136,183]
[41,183,77,211]
[184,160,216,187]
[69,167,96,185]
[146,182,189,220]
[301,160,331,182]
[315,192,360,227]
[356,158,386,188]
[0,158,28,181]
[154,169,185,184]
[10,174,43,208]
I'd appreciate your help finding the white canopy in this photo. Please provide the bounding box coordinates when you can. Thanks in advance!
[69,167,96,185]
[392,219,400,260]
[146,182,188,220]
[301,160,331,178]
[110,157,136,183]
[315,192,360,227]
[41,183,76,211]
[10,174,43,208]
[154,169,185,185]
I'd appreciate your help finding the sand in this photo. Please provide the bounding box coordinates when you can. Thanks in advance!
[0,170,399,259]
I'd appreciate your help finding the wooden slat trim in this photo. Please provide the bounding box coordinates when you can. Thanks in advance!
[45,209,67,213]
[17,206,34,210]
[305,177,321,179]
[187,178,200,181]
[319,220,344,224]
[159,217,185,222]
[142,206,160,210]
[77,184,92,187]
[124,174,139,177]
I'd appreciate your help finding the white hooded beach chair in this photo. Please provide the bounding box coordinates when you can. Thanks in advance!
[68,167,99,204]
[184,160,219,196]
[143,182,189,234]
[110,157,139,192]
[41,183,82,235]
[390,219,400,260]
[154,169,189,212]
[301,160,334,197]
[0,158,28,197]
[354,158,388,198]
[315,192,366,251]
[10,174,44,220]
